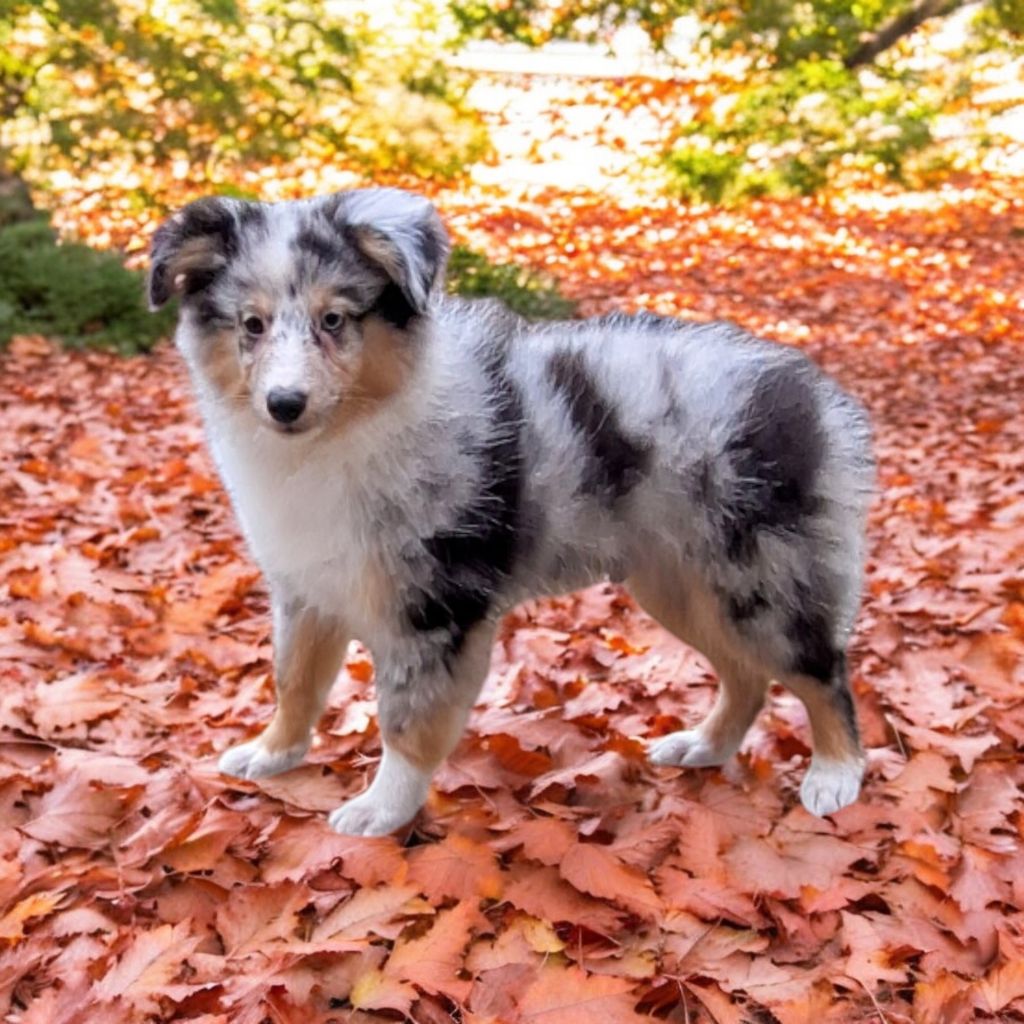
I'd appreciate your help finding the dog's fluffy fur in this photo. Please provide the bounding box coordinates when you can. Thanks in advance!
[149,188,874,835]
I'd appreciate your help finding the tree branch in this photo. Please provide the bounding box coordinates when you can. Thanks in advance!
[844,0,969,68]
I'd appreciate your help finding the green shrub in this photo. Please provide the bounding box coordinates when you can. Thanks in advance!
[665,60,939,203]
[447,245,576,320]
[0,218,176,354]
[663,149,749,206]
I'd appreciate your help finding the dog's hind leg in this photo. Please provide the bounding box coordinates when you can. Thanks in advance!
[755,570,865,816]
[634,562,864,815]
[647,657,767,768]
[630,572,768,768]
[778,653,864,817]
[219,597,348,780]
[328,621,496,836]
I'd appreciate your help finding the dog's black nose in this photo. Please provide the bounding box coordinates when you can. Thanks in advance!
[266,388,308,424]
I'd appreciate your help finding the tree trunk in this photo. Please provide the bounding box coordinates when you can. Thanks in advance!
[844,0,969,68]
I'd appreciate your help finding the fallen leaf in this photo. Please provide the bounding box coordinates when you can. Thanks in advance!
[559,842,662,918]
[407,831,504,902]
[0,890,65,943]
[517,963,648,1023]
[92,921,198,1010]
[384,901,488,1000]
[214,882,309,954]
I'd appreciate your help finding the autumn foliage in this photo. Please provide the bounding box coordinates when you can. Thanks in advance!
[2,168,1023,1021]
[2,11,1024,1014]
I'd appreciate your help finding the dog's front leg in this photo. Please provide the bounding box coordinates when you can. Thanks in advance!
[328,623,495,837]
[219,596,348,780]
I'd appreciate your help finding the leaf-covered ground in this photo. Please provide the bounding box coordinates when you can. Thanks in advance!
[3,175,1024,1022]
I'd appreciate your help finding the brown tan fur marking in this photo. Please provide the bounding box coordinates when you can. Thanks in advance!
[261,604,348,753]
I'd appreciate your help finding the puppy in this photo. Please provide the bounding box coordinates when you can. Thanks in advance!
[149,188,874,836]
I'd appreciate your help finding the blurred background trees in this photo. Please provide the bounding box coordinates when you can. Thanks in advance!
[0,0,1019,349]
[453,0,1022,199]
[3,0,1019,205]
[0,0,487,188]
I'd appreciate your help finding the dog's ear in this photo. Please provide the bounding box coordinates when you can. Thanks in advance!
[148,197,245,310]
[338,189,449,318]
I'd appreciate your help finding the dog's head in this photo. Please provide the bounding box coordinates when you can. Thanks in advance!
[148,189,449,436]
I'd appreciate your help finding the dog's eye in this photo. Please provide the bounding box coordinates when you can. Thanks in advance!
[243,315,265,336]
[321,311,343,333]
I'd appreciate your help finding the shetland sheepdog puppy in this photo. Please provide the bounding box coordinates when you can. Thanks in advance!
[149,188,873,835]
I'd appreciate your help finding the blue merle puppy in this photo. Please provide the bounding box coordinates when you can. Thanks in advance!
[148,188,874,836]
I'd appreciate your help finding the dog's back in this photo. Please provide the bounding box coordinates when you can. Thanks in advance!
[496,309,873,617]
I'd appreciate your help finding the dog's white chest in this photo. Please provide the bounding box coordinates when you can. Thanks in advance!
[209,418,364,598]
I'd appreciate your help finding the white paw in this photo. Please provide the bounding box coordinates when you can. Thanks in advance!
[218,738,307,780]
[648,728,735,768]
[328,793,419,837]
[800,756,864,816]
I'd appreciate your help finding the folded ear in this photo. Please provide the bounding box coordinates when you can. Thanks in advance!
[147,197,246,310]
[338,189,449,317]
